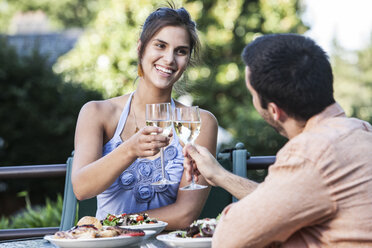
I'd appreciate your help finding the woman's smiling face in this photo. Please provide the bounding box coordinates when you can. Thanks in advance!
[140,25,191,90]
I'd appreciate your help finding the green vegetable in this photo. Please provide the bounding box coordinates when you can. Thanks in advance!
[216,213,221,221]
[102,214,120,226]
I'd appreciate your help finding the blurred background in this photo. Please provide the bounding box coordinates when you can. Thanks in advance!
[1,0,371,228]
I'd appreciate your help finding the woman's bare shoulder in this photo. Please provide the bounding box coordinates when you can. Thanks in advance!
[78,95,130,123]
[200,108,218,127]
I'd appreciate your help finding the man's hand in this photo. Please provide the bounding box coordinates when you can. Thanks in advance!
[183,144,225,187]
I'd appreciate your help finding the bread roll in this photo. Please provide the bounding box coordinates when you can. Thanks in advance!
[77,216,103,229]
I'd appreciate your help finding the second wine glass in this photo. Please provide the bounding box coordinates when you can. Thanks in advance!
[146,103,178,185]
[173,106,208,190]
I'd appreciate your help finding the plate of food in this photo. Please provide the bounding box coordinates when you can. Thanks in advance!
[102,213,168,235]
[44,216,155,248]
[157,234,212,248]
[157,218,218,248]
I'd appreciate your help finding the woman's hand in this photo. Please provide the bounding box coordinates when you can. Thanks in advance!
[126,126,171,158]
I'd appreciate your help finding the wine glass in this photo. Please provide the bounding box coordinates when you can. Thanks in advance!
[146,103,178,185]
[173,106,208,190]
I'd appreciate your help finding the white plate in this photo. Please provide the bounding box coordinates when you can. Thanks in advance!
[156,234,212,248]
[44,230,155,248]
[120,221,168,235]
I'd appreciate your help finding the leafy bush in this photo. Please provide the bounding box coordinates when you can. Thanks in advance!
[0,192,63,229]
[0,36,102,219]
[0,216,9,229]
[0,38,102,165]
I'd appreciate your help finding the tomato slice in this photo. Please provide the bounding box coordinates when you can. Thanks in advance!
[136,215,144,222]
[122,232,145,236]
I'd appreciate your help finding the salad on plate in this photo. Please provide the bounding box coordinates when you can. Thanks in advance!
[172,217,219,238]
[156,217,219,248]
[102,213,158,226]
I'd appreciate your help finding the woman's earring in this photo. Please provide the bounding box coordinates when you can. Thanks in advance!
[138,64,143,77]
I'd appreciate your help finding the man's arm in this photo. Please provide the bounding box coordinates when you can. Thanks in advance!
[212,168,258,200]
[212,159,336,248]
[183,144,258,200]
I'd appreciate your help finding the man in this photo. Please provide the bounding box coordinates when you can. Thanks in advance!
[184,34,372,247]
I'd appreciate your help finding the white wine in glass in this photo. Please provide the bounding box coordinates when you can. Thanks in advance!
[145,120,173,137]
[173,106,207,190]
[173,121,200,144]
[146,103,178,185]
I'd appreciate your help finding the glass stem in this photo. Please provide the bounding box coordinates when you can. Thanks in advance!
[161,147,165,180]
[189,141,195,185]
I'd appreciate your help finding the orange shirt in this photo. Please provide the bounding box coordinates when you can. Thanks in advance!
[213,103,372,248]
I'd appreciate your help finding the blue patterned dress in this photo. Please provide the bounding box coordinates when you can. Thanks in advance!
[95,92,184,220]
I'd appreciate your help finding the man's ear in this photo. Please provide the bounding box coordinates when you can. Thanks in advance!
[267,102,288,122]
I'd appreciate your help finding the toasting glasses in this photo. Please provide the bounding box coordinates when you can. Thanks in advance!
[173,106,208,190]
[146,103,178,185]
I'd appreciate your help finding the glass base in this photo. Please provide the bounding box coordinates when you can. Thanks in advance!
[180,183,208,191]
[151,178,179,185]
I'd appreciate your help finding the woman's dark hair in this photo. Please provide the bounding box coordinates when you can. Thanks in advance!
[241,34,335,121]
[138,3,200,67]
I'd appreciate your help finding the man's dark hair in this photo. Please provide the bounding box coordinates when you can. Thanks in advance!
[241,34,335,121]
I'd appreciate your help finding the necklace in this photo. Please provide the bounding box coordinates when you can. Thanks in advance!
[131,95,140,133]
[133,108,140,133]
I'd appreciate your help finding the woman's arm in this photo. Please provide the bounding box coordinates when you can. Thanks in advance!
[146,110,218,229]
[71,100,170,200]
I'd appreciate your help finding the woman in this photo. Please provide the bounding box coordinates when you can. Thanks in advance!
[71,5,218,230]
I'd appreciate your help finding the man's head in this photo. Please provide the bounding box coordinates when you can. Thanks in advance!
[241,34,335,122]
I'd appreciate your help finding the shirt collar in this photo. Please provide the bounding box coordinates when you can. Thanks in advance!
[303,102,346,132]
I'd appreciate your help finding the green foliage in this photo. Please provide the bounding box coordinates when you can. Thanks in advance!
[0,0,104,32]
[331,40,372,124]
[0,38,102,165]
[54,0,160,98]
[0,193,63,229]
[0,216,9,228]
